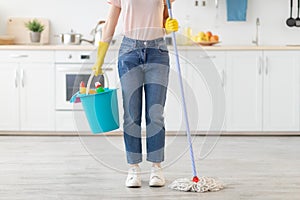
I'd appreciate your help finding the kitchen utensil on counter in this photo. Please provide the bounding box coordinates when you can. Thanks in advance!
[296,0,300,27]
[286,0,296,27]
[6,17,50,44]
[0,35,15,45]
[56,30,93,45]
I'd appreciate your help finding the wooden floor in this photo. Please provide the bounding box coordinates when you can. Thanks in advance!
[0,135,299,200]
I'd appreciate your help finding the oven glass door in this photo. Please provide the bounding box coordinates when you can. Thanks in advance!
[56,64,104,110]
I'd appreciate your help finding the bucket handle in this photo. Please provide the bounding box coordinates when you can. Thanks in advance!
[86,71,95,95]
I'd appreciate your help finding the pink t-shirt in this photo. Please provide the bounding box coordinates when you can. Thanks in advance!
[108,0,174,40]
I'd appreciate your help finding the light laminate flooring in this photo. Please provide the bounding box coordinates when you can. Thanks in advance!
[0,135,299,200]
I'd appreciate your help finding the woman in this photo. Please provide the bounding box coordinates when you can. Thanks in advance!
[92,0,178,188]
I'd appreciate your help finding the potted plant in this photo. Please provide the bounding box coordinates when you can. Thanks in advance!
[24,19,45,43]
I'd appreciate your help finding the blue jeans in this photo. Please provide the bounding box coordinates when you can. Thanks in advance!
[118,36,170,164]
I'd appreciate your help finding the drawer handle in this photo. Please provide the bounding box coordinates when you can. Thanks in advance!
[10,54,29,58]
[199,55,216,59]
[103,67,113,71]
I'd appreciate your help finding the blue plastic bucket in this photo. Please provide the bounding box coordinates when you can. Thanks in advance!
[79,89,119,134]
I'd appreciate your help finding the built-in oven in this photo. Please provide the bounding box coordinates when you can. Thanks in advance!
[54,50,118,132]
[55,51,105,111]
[55,64,105,110]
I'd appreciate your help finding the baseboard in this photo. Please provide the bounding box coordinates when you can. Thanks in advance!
[0,131,299,136]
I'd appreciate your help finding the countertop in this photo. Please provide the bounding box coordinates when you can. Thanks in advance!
[1,44,300,51]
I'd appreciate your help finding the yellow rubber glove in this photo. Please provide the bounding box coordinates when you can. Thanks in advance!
[92,41,109,76]
[165,18,179,34]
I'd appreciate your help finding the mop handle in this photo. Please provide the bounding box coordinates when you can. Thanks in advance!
[166,0,198,179]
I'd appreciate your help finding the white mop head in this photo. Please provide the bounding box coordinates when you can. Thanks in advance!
[168,177,224,193]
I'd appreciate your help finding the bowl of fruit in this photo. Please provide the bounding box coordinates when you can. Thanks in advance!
[192,31,220,46]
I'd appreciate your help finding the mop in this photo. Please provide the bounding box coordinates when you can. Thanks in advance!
[166,0,224,192]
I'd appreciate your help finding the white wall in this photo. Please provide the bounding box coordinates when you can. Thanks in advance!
[0,0,299,45]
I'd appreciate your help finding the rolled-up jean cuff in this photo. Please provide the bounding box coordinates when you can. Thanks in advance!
[126,152,143,164]
[146,148,164,163]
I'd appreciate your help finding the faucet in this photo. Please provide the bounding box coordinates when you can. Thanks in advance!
[252,18,260,46]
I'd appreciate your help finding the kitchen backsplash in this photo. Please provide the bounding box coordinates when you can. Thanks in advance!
[0,0,299,45]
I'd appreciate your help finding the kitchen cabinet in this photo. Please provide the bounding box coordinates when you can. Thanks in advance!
[164,49,187,132]
[262,51,299,131]
[178,50,226,132]
[0,62,19,130]
[226,51,299,131]
[0,51,55,131]
[226,51,262,131]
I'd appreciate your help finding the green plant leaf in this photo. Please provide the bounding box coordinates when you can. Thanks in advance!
[24,19,45,33]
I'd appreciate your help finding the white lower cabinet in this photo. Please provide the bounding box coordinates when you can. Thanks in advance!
[0,51,55,131]
[181,50,226,132]
[226,50,299,132]
[262,51,299,131]
[226,51,263,131]
[164,50,186,132]
[0,63,19,130]
[0,48,299,133]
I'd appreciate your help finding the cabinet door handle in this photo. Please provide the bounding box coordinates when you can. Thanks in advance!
[10,54,29,58]
[258,56,262,75]
[15,70,18,88]
[103,67,113,71]
[20,69,24,87]
[221,70,225,87]
[265,57,269,75]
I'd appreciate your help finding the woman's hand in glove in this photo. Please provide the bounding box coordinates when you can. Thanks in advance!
[92,41,109,76]
[165,18,179,34]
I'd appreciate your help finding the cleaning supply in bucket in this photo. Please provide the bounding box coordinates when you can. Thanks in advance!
[165,0,224,193]
[70,81,97,103]
[70,76,119,134]
[80,81,86,94]
[95,82,105,93]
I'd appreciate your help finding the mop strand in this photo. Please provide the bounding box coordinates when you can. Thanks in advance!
[166,0,224,193]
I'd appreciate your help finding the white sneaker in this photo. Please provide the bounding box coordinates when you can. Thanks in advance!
[149,165,165,187]
[125,165,142,188]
